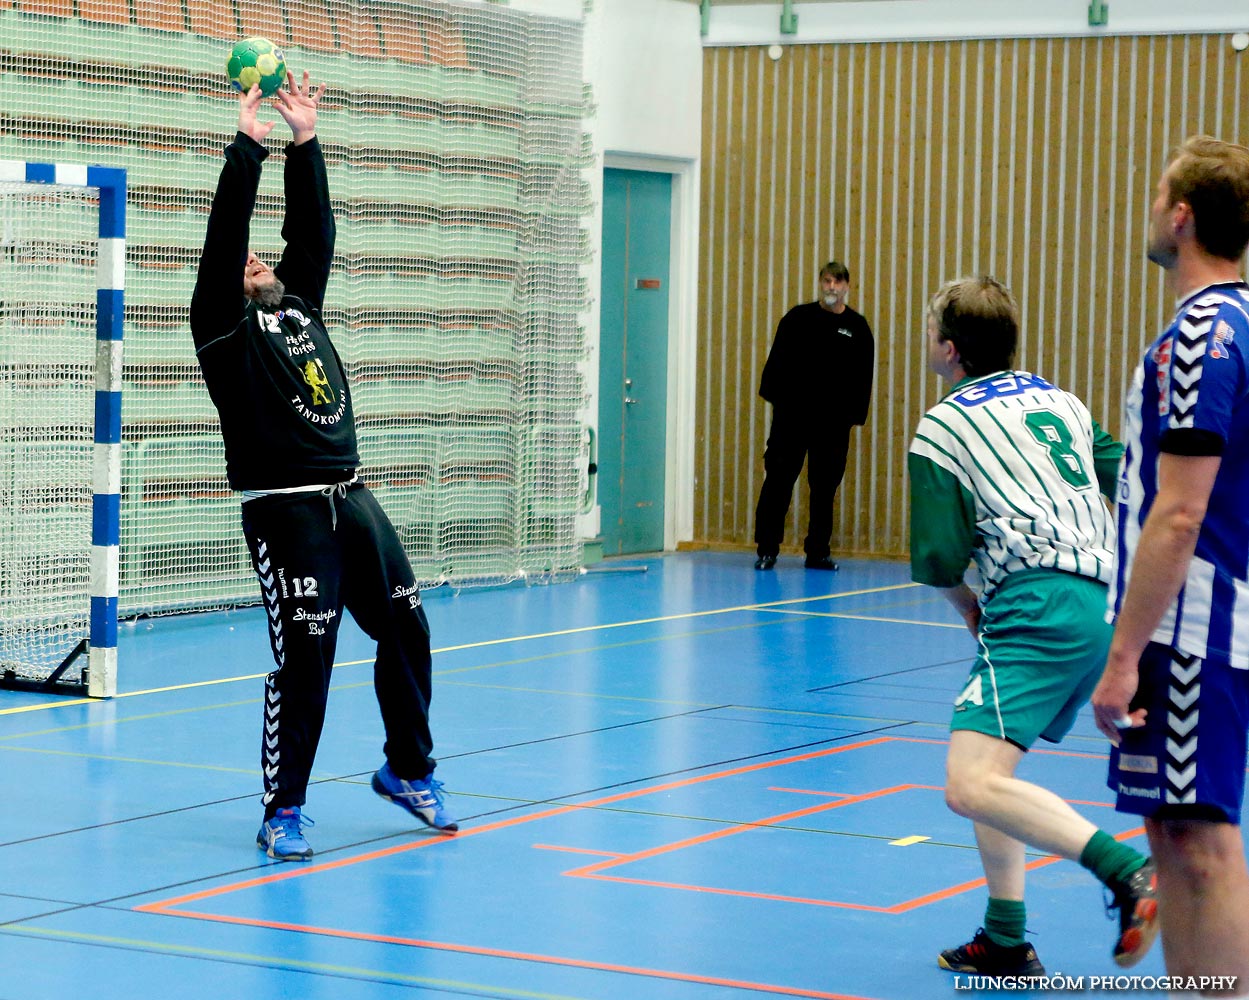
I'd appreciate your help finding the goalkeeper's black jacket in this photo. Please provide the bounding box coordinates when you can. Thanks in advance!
[190,131,358,490]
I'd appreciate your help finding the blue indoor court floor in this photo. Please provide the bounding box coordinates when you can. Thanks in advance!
[0,551,1193,999]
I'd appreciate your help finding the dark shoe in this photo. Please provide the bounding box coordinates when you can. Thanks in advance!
[803,556,839,570]
[1107,859,1159,967]
[938,928,1045,977]
[754,555,776,570]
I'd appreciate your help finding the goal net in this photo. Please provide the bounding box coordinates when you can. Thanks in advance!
[2,0,592,617]
[0,163,125,697]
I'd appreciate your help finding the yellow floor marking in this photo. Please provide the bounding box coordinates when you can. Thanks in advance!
[0,582,920,717]
[889,835,931,846]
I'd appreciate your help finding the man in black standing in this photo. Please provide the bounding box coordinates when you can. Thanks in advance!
[753,261,874,570]
[191,72,457,860]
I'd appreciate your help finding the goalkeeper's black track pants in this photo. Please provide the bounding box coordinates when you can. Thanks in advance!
[240,482,435,818]
[753,407,852,560]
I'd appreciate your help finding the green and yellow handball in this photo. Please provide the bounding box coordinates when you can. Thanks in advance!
[226,37,287,97]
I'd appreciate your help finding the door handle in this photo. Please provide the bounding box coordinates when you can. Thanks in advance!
[625,396,639,405]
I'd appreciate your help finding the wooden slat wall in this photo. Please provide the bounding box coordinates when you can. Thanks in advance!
[696,34,1246,558]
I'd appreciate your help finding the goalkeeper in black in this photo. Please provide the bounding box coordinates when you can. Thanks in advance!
[190,73,457,861]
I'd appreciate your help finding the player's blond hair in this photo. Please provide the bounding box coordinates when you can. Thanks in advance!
[928,276,1019,377]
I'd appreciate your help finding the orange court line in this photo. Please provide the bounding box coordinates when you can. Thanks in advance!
[570,839,1116,916]
[138,907,878,1000]
[555,784,950,913]
[139,734,1133,925]
[557,779,1140,916]
[891,825,1147,912]
[888,734,1117,762]
[532,844,624,858]
[137,735,895,912]
[127,732,1136,994]
[768,787,855,797]
[575,872,898,912]
[134,738,897,996]
[561,784,942,879]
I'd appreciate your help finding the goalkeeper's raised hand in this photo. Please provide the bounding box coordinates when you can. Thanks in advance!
[273,70,325,146]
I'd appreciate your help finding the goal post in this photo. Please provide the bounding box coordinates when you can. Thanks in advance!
[0,160,125,698]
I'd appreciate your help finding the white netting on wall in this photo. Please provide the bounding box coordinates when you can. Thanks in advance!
[1,0,591,614]
[0,180,96,682]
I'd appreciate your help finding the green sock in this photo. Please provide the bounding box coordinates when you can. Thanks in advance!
[984,897,1027,948]
[1079,829,1147,887]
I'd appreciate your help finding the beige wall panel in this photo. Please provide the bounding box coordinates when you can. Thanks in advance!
[875,41,909,554]
[731,49,763,540]
[723,48,744,533]
[696,48,717,541]
[701,47,742,540]
[896,41,931,546]
[696,32,1246,559]
[780,46,809,307]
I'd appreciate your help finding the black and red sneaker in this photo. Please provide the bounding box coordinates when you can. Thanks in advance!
[938,928,1046,977]
[1108,859,1159,967]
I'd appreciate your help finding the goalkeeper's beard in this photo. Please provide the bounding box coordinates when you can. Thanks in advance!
[249,278,286,309]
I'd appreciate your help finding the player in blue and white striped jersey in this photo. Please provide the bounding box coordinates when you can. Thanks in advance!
[911,277,1156,978]
[1109,285,1249,665]
[1092,135,1249,990]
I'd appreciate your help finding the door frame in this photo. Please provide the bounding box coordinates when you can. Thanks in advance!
[598,152,697,551]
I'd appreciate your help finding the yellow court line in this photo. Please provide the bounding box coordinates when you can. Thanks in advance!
[420,580,922,657]
[434,616,791,679]
[0,619,781,740]
[758,608,965,630]
[438,679,725,709]
[0,743,256,774]
[2,925,585,1000]
[708,705,926,724]
[0,582,920,717]
[0,676,269,716]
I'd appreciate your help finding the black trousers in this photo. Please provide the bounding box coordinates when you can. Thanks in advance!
[753,407,852,559]
[241,483,435,817]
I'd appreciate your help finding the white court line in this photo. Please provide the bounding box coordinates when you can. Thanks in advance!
[757,608,965,629]
[0,582,921,715]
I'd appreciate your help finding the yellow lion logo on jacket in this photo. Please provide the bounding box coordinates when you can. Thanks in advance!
[302,358,334,406]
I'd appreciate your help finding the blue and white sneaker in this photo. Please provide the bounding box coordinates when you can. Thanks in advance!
[256,806,314,861]
[371,762,458,833]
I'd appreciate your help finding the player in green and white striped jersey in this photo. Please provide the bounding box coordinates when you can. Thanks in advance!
[911,277,1158,977]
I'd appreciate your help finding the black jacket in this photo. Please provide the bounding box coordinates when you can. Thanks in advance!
[759,301,874,425]
[190,132,358,490]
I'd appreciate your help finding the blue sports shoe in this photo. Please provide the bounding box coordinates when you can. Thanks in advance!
[371,762,458,833]
[256,806,314,861]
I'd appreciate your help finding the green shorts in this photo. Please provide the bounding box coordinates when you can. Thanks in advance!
[950,569,1112,750]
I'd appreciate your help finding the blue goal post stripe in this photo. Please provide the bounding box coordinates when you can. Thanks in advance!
[0,159,125,698]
